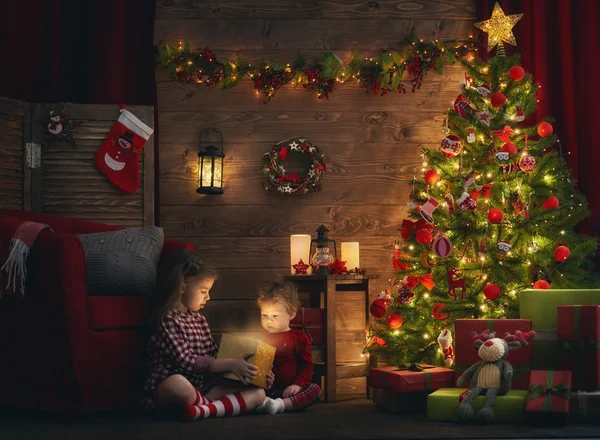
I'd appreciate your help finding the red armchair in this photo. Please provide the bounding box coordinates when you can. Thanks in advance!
[0,209,194,412]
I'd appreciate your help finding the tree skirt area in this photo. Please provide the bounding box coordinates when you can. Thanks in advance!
[1,399,599,440]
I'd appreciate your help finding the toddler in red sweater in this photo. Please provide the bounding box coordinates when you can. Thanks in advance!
[255,280,322,414]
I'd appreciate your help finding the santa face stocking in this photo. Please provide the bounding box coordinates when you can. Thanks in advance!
[94,106,154,194]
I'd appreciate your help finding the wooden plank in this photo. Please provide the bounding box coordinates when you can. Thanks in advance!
[326,278,337,402]
[156,109,450,145]
[161,204,406,237]
[154,18,475,51]
[156,63,466,112]
[22,102,32,211]
[155,0,475,20]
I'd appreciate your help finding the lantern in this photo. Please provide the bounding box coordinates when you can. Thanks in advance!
[310,225,337,276]
[197,127,225,195]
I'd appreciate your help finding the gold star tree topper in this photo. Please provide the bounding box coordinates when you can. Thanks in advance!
[474,2,523,52]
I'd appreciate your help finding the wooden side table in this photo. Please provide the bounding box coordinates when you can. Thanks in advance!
[284,274,379,403]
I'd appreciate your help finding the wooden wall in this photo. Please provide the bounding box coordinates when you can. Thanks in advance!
[155,0,475,392]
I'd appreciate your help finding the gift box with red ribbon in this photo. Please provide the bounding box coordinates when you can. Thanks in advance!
[369,363,454,413]
[557,305,600,390]
[454,319,533,390]
[525,370,571,425]
[290,307,325,345]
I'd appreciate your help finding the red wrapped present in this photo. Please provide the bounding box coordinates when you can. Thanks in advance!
[454,319,532,390]
[557,305,600,390]
[369,363,454,393]
[290,307,325,345]
[525,370,571,426]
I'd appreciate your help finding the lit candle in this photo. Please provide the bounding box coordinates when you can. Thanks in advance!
[341,242,360,270]
[290,234,312,274]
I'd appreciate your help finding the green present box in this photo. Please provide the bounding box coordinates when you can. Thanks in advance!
[519,289,600,370]
[427,388,528,423]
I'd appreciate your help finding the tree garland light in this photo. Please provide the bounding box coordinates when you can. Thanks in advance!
[155,32,476,103]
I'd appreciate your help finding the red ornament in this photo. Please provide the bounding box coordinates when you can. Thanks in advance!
[432,234,453,258]
[292,259,310,275]
[509,66,525,82]
[481,183,494,198]
[424,169,441,185]
[502,143,517,155]
[328,258,347,275]
[487,208,504,224]
[554,245,571,262]
[543,195,560,210]
[483,283,501,300]
[370,299,388,318]
[416,228,433,244]
[537,122,553,137]
[387,313,403,329]
[519,154,536,173]
[432,303,449,320]
[370,336,387,347]
[440,135,463,158]
[491,92,506,108]
[533,280,551,289]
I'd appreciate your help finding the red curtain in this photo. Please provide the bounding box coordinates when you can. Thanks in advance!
[476,0,600,238]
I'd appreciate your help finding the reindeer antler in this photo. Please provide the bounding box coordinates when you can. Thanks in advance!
[504,330,536,347]
[471,329,496,341]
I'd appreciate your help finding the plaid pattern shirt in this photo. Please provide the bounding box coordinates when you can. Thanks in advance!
[141,309,217,408]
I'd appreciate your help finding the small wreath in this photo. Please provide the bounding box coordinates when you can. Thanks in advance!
[262,137,327,195]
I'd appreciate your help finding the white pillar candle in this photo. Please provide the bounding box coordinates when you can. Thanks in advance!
[341,242,360,270]
[290,234,312,274]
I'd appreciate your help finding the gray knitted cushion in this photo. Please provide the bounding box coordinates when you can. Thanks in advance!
[77,227,164,296]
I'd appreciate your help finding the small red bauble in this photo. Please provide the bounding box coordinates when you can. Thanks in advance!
[491,92,506,108]
[488,208,504,224]
[509,65,525,82]
[370,299,388,318]
[502,143,517,155]
[424,169,441,184]
[519,154,536,173]
[554,245,571,262]
[481,184,493,198]
[416,228,433,244]
[483,283,501,300]
[533,280,551,289]
[387,313,403,329]
[543,196,560,210]
[537,122,553,137]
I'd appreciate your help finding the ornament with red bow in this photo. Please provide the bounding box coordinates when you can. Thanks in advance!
[400,218,435,241]
[400,274,435,291]
[492,125,514,144]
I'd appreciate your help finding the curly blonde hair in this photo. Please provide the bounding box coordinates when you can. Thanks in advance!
[257,280,301,315]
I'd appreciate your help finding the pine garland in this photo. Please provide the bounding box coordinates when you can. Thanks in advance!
[155,32,476,103]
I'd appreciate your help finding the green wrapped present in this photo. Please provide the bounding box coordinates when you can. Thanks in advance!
[518,289,600,369]
[427,388,528,423]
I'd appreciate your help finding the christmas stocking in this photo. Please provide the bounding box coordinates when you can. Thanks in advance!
[94,105,154,194]
[420,197,440,224]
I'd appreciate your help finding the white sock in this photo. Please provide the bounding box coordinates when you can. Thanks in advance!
[255,397,272,414]
[265,397,285,415]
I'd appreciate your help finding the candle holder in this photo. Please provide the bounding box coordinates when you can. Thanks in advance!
[310,225,337,276]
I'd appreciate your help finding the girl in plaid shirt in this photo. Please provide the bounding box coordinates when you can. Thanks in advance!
[142,250,274,421]
[254,281,322,414]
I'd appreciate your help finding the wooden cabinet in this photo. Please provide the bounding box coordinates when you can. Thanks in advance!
[0,97,155,226]
[284,274,378,402]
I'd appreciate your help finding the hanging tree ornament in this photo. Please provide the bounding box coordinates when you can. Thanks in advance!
[476,84,491,97]
[519,133,536,173]
[513,106,525,122]
[466,127,476,144]
[432,233,453,258]
[420,250,436,268]
[454,94,476,120]
[447,268,467,300]
[440,135,463,158]
[474,2,523,53]
[437,328,454,367]
[444,193,455,214]
[392,240,410,270]
[476,109,496,127]
[420,196,440,224]
[497,240,512,257]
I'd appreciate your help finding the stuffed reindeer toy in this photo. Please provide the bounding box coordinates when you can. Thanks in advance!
[457,329,535,422]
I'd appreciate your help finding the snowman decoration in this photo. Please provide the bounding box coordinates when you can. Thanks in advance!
[497,240,512,257]
[47,111,64,135]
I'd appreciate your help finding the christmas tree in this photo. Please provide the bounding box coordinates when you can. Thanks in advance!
[364,3,598,368]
